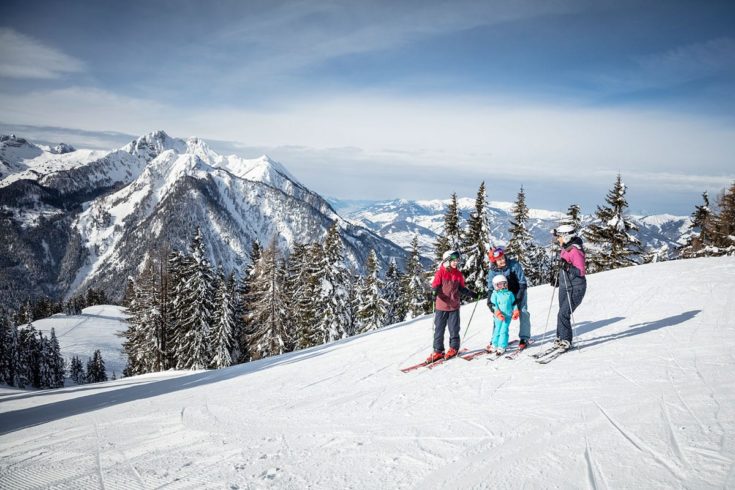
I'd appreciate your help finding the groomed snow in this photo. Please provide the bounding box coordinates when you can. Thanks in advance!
[1,257,734,488]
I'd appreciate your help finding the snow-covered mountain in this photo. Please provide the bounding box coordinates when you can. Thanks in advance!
[0,131,410,308]
[333,198,690,259]
[1,256,733,488]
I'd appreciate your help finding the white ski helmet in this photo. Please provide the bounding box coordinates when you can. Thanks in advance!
[492,274,508,289]
[553,224,577,240]
[442,250,460,262]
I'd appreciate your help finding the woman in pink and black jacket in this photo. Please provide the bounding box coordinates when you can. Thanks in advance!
[553,224,587,350]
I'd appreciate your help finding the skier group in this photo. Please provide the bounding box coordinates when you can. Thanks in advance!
[427,224,586,363]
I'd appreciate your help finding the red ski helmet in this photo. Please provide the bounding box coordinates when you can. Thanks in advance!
[488,246,505,263]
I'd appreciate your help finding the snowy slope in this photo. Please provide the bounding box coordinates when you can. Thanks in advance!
[1,257,734,488]
[26,305,129,379]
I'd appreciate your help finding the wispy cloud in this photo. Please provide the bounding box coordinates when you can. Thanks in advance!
[0,28,86,79]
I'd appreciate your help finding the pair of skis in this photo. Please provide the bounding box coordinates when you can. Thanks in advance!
[530,343,572,364]
[399,348,469,373]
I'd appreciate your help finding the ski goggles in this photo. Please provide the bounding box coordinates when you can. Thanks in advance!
[447,253,460,261]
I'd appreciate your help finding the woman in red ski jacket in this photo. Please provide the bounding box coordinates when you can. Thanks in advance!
[426,250,475,362]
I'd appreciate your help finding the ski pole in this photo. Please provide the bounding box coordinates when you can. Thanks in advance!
[541,270,558,346]
[460,297,480,349]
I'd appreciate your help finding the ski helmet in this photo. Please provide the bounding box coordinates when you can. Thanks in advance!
[488,246,505,263]
[553,224,577,240]
[492,274,508,289]
[442,250,460,262]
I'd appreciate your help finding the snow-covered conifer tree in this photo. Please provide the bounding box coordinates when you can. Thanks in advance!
[461,182,490,298]
[315,223,352,343]
[507,186,544,285]
[402,236,430,319]
[48,328,65,388]
[356,250,388,333]
[210,269,235,369]
[173,228,215,369]
[584,175,642,272]
[246,241,291,360]
[710,183,735,255]
[680,191,712,258]
[383,258,405,326]
[69,355,85,384]
[434,193,462,263]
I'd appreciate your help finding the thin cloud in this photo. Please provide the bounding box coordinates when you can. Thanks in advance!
[0,28,86,79]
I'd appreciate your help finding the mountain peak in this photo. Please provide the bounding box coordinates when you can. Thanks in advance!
[122,130,187,161]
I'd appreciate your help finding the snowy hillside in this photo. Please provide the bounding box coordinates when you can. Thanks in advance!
[1,256,734,488]
[336,198,690,259]
[25,305,128,379]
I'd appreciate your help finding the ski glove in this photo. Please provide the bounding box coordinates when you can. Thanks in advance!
[512,309,520,320]
[494,309,505,321]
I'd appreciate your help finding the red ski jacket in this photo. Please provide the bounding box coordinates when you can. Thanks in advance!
[431,265,469,311]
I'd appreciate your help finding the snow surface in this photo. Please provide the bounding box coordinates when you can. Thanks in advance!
[1,257,735,488]
[25,305,129,379]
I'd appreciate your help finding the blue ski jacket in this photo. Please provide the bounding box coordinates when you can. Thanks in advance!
[487,258,527,309]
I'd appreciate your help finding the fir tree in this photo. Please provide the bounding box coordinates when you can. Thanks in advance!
[292,243,322,350]
[356,250,388,333]
[460,181,490,298]
[402,236,430,319]
[383,258,405,325]
[246,241,291,360]
[48,328,65,388]
[710,182,735,254]
[69,355,85,384]
[507,186,544,285]
[584,174,642,272]
[173,228,215,370]
[679,192,713,258]
[210,270,235,369]
[315,223,352,343]
[564,204,582,230]
[434,193,462,263]
[86,350,108,383]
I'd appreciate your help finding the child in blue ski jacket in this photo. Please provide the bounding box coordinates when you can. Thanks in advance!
[488,274,520,354]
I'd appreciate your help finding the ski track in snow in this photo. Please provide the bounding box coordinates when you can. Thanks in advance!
[1,257,735,488]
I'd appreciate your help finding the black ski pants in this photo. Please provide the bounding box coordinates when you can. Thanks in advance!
[433,309,460,352]
[557,275,586,343]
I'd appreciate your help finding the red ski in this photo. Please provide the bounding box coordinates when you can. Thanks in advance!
[400,348,468,373]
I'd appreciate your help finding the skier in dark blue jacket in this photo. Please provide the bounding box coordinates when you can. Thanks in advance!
[486,246,531,349]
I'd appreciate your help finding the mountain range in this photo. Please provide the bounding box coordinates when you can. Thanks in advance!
[0,131,410,310]
[331,197,691,259]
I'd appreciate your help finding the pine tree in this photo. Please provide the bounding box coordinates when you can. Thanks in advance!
[356,250,388,333]
[564,204,582,230]
[584,174,642,272]
[383,258,405,325]
[679,192,713,258]
[710,182,735,254]
[292,243,322,350]
[210,270,235,369]
[246,241,291,360]
[507,186,544,285]
[86,350,108,383]
[315,223,352,343]
[70,355,85,384]
[461,182,490,298]
[402,236,430,319]
[434,193,462,263]
[48,328,65,388]
[233,240,261,361]
[19,324,41,388]
[173,228,215,370]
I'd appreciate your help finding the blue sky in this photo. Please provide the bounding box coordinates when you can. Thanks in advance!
[1,0,734,215]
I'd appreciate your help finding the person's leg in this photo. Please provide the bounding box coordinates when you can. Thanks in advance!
[518,293,531,341]
[447,310,461,350]
[556,287,572,342]
[491,318,501,347]
[433,310,449,352]
[498,319,510,349]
